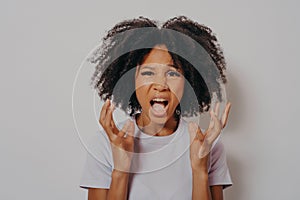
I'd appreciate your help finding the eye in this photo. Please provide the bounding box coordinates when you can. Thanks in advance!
[141,71,154,76]
[167,70,181,77]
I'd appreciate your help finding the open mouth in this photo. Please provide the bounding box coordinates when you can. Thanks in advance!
[149,98,169,117]
[150,98,169,107]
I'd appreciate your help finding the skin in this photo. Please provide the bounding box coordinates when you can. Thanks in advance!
[89,45,232,200]
[135,45,185,136]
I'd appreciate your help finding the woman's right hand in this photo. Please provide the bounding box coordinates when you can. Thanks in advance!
[99,99,135,172]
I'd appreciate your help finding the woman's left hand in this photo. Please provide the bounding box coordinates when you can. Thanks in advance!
[188,102,231,172]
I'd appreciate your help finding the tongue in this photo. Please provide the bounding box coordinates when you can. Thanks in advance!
[152,103,166,116]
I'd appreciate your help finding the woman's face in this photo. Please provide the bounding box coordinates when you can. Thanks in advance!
[135,45,185,127]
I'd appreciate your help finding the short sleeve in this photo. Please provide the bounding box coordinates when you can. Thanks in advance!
[80,133,113,189]
[208,140,232,189]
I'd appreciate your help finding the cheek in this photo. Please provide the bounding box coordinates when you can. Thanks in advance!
[136,75,153,88]
[135,72,150,106]
[170,80,185,102]
[135,77,143,96]
[135,75,147,90]
[135,85,148,106]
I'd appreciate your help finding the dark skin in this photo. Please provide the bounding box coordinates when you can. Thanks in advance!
[92,16,227,117]
[88,186,224,200]
[89,46,232,200]
[88,101,231,200]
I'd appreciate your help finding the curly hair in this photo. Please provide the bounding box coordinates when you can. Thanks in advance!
[90,16,227,117]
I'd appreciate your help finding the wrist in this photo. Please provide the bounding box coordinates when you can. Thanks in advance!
[192,170,209,189]
[191,161,209,173]
[192,169,208,177]
[112,169,130,179]
[191,153,210,172]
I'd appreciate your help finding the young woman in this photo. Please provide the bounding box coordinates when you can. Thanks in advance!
[80,16,232,200]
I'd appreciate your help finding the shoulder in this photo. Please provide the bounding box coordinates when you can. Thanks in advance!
[80,129,115,189]
[84,129,113,167]
[209,139,227,171]
[85,120,129,166]
[211,139,225,158]
[207,137,227,174]
[208,139,232,188]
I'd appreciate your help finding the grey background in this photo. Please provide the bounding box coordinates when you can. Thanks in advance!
[1,0,300,199]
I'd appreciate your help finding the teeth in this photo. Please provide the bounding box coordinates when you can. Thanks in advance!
[150,98,168,107]
[152,98,167,102]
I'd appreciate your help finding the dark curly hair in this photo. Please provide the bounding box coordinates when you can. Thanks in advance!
[90,16,227,117]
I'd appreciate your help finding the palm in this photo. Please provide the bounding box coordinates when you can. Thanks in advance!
[188,102,231,171]
[99,100,135,172]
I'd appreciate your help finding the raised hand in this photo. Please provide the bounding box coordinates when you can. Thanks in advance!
[188,102,231,171]
[99,100,135,172]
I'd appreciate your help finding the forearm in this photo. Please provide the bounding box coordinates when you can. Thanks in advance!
[192,170,211,200]
[107,170,130,200]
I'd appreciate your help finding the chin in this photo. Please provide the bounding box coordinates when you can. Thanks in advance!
[148,112,174,126]
[150,117,168,126]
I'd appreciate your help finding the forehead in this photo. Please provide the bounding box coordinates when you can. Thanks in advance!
[141,45,174,66]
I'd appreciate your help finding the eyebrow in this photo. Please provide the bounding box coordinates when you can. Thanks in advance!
[137,64,182,74]
[139,64,178,69]
[140,65,155,70]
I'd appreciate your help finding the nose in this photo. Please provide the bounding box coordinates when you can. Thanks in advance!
[153,75,168,91]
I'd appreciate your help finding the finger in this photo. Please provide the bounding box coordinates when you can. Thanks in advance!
[126,121,135,137]
[103,121,116,142]
[210,110,222,130]
[221,102,232,128]
[104,102,116,130]
[105,102,119,134]
[107,103,119,134]
[111,120,119,135]
[207,112,222,142]
[99,99,110,125]
[208,110,215,130]
[118,120,130,137]
[188,122,198,143]
[124,121,135,141]
[105,127,116,141]
[196,127,204,142]
[100,100,117,141]
[214,102,220,119]
[198,140,211,159]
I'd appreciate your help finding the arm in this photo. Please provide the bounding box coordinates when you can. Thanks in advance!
[87,170,129,200]
[192,168,211,200]
[88,100,134,200]
[88,188,108,200]
[189,102,231,200]
[210,185,224,200]
[191,171,224,200]
[106,170,130,200]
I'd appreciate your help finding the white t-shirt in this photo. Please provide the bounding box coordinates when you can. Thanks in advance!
[80,119,232,199]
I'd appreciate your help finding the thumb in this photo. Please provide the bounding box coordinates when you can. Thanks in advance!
[188,122,198,144]
[126,120,135,137]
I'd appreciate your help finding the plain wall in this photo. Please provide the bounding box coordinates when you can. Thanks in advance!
[1,0,300,199]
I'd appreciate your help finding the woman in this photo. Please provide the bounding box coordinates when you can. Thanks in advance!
[80,16,232,200]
